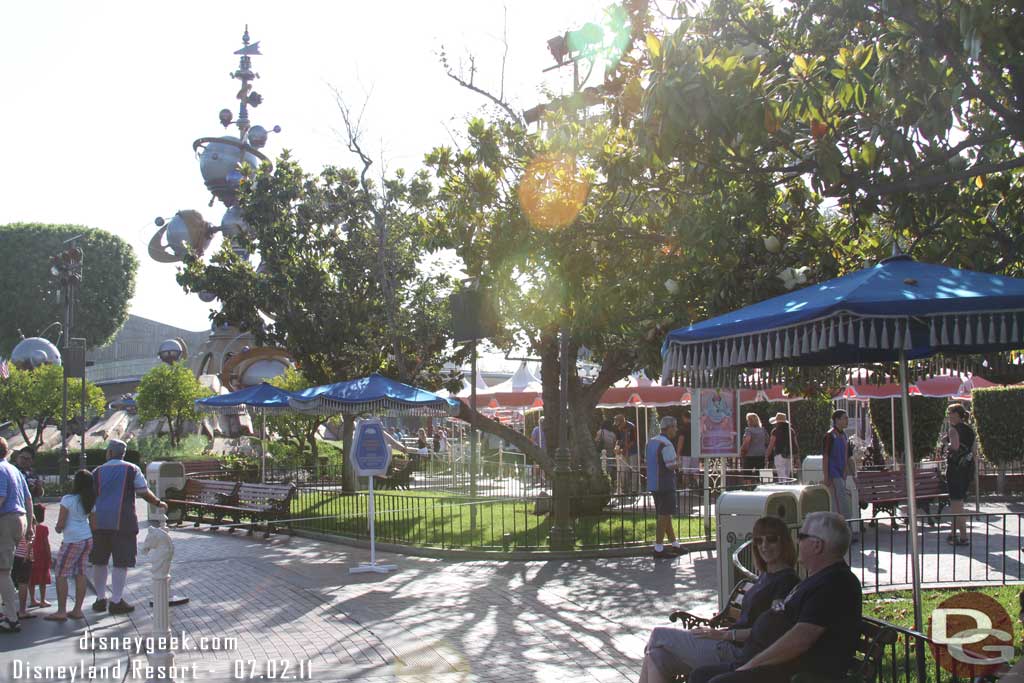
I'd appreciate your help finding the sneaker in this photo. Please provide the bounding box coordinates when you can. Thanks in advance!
[0,617,21,634]
[108,600,135,615]
[92,599,108,613]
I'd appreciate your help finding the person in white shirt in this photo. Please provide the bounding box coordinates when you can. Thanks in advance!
[46,469,97,621]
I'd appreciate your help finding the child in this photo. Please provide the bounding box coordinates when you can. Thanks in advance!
[12,532,33,620]
[29,504,51,607]
[45,470,96,621]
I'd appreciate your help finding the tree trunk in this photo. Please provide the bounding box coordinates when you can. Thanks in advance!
[167,415,178,447]
[308,426,320,481]
[996,465,1006,496]
[341,414,357,493]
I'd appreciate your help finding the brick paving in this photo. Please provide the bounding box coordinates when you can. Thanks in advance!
[4,501,715,682]
[8,499,1021,683]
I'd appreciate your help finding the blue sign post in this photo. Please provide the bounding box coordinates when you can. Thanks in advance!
[349,418,397,574]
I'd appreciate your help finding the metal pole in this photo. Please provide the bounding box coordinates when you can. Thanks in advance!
[890,396,897,469]
[80,366,86,469]
[61,280,70,474]
[470,340,478,530]
[261,412,267,484]
[898,351,926,648]
[549,326,575,550]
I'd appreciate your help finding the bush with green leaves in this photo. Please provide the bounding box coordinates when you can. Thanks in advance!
[973,386,1024,466]
[136,362,211,446]
[869,396,948,462]
[744,396,832,457]
[129,434,210,462]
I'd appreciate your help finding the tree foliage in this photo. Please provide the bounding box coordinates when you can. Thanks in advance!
[973,386,1024,465]
[868,396,948,462]
[266,367,325,465]
[0,223,138,354]
[643,0,1024,276]
[0,364,105,451]
[136,362,211,446]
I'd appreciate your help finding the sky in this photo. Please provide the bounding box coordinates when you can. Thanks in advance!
[0,0,621,370]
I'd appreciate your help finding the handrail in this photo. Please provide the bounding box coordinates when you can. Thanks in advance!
[732,539,757,581]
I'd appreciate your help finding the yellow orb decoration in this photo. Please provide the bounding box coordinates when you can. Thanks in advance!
[518,153,590,230]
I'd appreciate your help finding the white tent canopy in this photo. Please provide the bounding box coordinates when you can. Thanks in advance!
[476,361,543,394]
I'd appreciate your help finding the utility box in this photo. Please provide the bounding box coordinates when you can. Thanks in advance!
[756,483,832,520]
[715,489,799,609]
[146,461,185,524]
[799,455,859,526]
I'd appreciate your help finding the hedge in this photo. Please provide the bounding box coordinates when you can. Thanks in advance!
[868,396,947,462]
[32,448,143,475]
[973,386,1024,466]
[743,396,833,457]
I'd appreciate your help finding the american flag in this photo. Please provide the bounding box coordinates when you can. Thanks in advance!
[0,358,8,380]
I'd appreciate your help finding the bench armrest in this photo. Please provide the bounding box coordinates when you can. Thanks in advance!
[668,611,715,628]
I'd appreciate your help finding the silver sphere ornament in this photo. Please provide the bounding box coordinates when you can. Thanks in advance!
[10,337,62,370]
[148,210,212,263]
[247,125,268,149]
[198,290,217,303]
[157,339,185,364]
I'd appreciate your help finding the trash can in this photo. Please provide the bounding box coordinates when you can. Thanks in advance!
[715,489,799,608]
[146,461,185,524]
[756,483,832,519]
[801,455,823,484]
[799,456,859,526]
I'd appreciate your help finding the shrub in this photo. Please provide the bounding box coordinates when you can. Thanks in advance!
[744,396,832,457]
[973,386,1024,466]
[129,434,209,462]
[869,396,947,462]
[33,448,142,475]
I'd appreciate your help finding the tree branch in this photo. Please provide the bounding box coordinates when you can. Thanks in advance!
[444,63,523,124]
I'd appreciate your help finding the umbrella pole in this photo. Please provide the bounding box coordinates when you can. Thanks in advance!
[890,397,897,470]
[898,351,926,654]
[261,412,267,484]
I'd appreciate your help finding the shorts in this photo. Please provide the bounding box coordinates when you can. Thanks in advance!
[653,490,678,516]
[89,531,138,568]
[12,556,32,585]
[55,539,94,577]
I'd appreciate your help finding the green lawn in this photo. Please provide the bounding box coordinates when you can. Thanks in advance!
[864,585,1023,680]
[290,489,714,550]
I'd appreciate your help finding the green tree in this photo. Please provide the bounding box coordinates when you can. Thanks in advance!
[0,223,138,354]
[642,0,1024,279]
[178,153,465,490]
[973,386,1024,465]
[136,362,211,446]
[0,365,105,451]
[266,367,326,467]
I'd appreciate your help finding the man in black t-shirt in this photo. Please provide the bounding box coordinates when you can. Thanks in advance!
[689,512,862,683]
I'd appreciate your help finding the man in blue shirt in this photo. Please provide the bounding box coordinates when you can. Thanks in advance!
[90,439,166,615]
[0,437,34,633]
[646,416,682,558]
[823,410,858,543]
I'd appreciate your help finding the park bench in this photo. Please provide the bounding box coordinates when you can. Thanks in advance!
[856,468,947,528]
[666,579,898,683]
[216,482,297,538]
[375,458,415,490]
[164,479,241,528]
[183,459,227,480]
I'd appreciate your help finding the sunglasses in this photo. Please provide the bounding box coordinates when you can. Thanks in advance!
[797,532,822,542]
[753,534,780,545]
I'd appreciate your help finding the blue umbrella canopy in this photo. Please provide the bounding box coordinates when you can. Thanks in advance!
[195,382,297,414]
[662,255,1024,385]
[288,373,460,417]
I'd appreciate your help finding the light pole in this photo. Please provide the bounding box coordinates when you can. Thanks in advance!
[49,239,84,471]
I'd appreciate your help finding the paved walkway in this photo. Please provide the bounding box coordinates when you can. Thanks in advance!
[4,502,717,682]
[6,500,1023,683]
